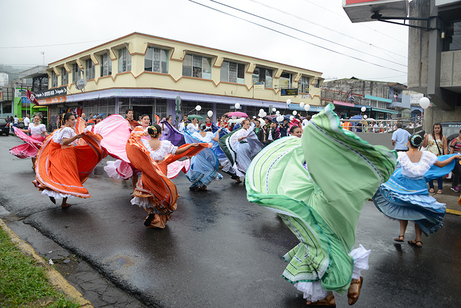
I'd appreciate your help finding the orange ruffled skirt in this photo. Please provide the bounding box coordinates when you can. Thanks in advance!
[126,133,209,228]
[33,132,105,199]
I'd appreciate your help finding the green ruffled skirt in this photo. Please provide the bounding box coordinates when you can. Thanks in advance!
[246,104,396,294]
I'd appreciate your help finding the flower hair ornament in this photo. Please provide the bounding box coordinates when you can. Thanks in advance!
[148,125,157,137]
[410,134,422,148]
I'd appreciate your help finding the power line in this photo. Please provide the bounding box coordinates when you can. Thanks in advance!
[0,39,108,49]
[301,0,408,45]
[189,0,407,74]
[249,0,407,61]
[209,0,406,67]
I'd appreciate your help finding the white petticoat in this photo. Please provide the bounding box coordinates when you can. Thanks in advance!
[104,160,133,180]
[131,196,154,210]
[294,244,370,302]
[41,189,74,200]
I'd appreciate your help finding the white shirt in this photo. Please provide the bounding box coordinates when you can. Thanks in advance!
[30,123,46,136]
[24,117,30,127]
[14,117,19,124]
[398,151,437,179]
[187,123,199,133]
[192,132,214,143]
[302,119,309,128]
[52,127,77,145]
[178,121,186,132]
[141,139,178,161]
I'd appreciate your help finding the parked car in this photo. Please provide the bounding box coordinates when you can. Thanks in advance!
[441,122,461,145]
[0,117,10,136]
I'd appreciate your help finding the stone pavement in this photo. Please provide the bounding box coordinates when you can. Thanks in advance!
[0,216,147,308]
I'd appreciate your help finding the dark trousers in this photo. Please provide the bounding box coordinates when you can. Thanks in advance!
[428,177,444,190]
[452,161,461,188]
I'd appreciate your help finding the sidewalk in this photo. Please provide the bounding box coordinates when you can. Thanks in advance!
[431,180,461,216]
[0,215,146,308]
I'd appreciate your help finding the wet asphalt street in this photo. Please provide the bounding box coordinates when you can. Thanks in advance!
[2,135,461,308]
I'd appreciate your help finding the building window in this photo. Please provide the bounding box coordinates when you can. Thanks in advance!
[72,63,83,83]
[145,47,168,73]
[279,72,292,89]
[444,20,461,51]
[314,78,321,88]
[100,53,112,77]
[220,61,245,84]
[51,71,58,88]
[298,76,309,93]
[252,67,273,88]
[118,47,132,73]
[61,67,68,85]
[85,59,95,80]
[182,54,212,79]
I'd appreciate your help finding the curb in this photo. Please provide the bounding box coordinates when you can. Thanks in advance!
[446,209,461,216]
[0,219,93,308]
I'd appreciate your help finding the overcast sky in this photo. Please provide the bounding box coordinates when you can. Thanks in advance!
[0,0,409,84]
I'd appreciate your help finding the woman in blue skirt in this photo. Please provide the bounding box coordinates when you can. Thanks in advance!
[373,134,460,248]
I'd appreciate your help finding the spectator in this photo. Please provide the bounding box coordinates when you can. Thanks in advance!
[265,121,280,145]
[302,115,311,129]
[392,122,411,152]
[449,129,461,193]
[422,123,448,194]
[24,114,30,130]
[178,115,189,132]
[205,117,212,128]
[279,119,289,137]
[13,114,19,128]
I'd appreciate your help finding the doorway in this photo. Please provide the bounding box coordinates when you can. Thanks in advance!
[132,106,153,123]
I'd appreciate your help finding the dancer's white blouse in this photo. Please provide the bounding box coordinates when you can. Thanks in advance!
[398,151,437,178]
[141,138,177,161]
[187,123,199,133]
[192,132,214,143]
[30,123,46,136]
[52,127,77,145]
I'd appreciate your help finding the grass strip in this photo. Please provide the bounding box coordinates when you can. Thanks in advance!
[0,226,80,308]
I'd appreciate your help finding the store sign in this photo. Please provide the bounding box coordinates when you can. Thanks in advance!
[254,82,265,90]
[281,88,299,96]
[35,86,67,99]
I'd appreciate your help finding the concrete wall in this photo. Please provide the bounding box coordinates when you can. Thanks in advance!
[408,0,461,130]
[440,50,461,87]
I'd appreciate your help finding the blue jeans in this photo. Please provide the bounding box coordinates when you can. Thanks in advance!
[428,177,443,190]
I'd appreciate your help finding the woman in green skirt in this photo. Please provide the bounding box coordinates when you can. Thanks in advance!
[246,104,396,306]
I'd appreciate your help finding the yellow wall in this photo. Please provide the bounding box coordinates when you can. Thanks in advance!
[48,32,323,106]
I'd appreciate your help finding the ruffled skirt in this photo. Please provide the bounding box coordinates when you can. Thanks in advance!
[9,127,45,159]
[294,245,370,302]
[373,170,446,235]
[246,104,396,295]
[33,132,105,199]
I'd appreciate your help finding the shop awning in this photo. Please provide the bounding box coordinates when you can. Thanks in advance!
[288,103,324,112]
[372,107,399,114]
[364,95,392,103]
[354,104,371,110]
[333,100,355,107]
[60,88,289,109]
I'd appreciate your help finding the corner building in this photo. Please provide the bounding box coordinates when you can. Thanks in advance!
[43,32,324,123]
